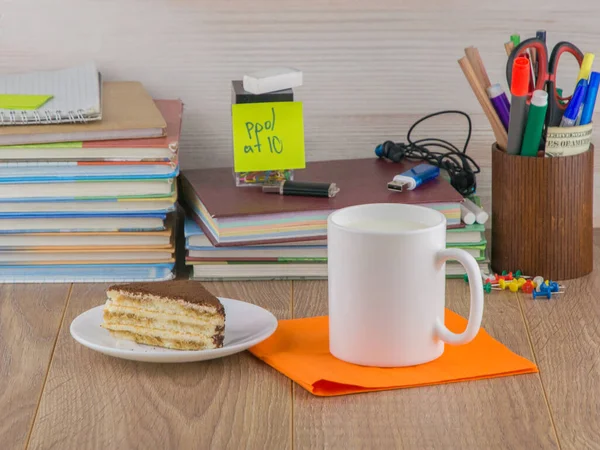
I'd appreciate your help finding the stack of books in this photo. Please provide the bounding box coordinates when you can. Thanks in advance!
[0,63,182,282]
[446,220,489,278]
[180,158,490,280]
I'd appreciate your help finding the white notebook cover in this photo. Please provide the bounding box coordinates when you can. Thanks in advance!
[0,62,101,125]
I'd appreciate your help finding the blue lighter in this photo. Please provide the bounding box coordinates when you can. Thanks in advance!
[387,164,440,192]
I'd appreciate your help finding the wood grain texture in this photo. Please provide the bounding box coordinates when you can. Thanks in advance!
[519,230,600,450]
[3,0,600,224]
[0,284,70,450]
[292,280,558,450]
[28,281,293,450]
[491,145,594,280]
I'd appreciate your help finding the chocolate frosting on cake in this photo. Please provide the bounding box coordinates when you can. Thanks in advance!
[108,281,224,316]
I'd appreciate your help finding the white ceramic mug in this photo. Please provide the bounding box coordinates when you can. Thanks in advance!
[327,203,484,367]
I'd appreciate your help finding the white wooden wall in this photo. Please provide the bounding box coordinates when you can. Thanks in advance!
[2,0,600,224]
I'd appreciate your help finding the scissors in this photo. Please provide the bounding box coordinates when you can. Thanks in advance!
[506,38,584,127]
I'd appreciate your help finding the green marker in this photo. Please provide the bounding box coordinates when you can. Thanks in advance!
[520,90,548,157]
[510,34,521,47]
[556,88,564,104]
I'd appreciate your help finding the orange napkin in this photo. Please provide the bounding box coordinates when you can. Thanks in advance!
[249,309,537,396]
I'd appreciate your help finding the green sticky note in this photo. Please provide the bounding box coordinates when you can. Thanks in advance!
[232,102,305,172]
[0,141,83,149]
[0,94,53,110]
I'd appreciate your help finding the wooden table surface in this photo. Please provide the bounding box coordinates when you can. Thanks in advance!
[2,233,599,450]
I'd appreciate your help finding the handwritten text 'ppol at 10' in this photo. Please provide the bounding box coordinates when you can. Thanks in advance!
[243,107,283,155]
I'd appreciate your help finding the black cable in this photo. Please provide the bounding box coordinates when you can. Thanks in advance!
[374,110,479,196]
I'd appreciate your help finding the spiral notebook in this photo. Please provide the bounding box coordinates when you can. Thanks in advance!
[0,82,167,145]
[0,62,101,125]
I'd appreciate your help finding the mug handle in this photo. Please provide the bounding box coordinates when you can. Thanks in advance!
[434,248,484,345]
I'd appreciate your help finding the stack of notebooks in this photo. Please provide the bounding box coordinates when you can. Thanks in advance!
[0,63,182,282]
[180,158,489,280]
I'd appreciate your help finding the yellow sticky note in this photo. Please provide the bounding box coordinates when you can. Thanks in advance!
[0,142,83,149]
[0,94,53,110]
[232,102,305,172]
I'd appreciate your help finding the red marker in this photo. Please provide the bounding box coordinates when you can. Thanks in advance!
[507,57,531,155]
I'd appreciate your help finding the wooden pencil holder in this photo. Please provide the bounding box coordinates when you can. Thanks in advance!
[491,144,594,280]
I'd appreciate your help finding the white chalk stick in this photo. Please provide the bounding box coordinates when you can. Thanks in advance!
[463,198,489,224]
[243,67,303,95]
[460,204,476,225]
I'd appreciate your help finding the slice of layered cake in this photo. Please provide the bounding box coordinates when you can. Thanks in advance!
[102,281,225,350]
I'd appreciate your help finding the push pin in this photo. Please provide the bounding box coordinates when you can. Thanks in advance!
[463,273,490,284]
[532,276,545,291]
[521,280,534,294]
[517,278,527,287]
[483,273,499,284]
[483,282,502,293]
[497,279,508,290]
[508,280,520,292]
[501,271,514,280]
[550,280,564,288]
[532,289,564,300]
[514,270,531,279]
[539,283,550,293]
[540,283,562,293]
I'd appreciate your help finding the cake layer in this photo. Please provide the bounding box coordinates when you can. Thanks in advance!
[104,300,224,329]
[108,293,220,318]
[103,309,221,335]
[102,322,224,349]
[108,329,214,350]
[107,281,225,316]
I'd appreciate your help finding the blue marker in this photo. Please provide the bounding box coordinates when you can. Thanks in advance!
[387,164,440,192]
[560,79,588,127]
[580,72,600,125]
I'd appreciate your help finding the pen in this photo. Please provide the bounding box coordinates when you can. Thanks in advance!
[507,57,531,155]
[577,53,595,82]
[486,84,511,130]
[560,79,588,127]
[509,34,535,90]
[520,90,548,157]
[262,180,340,198]
[580,71,600,125]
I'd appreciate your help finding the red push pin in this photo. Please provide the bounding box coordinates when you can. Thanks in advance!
[521,280,534,294]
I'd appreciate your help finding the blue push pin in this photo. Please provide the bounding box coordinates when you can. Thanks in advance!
[539,280,564,293]
[532,289,552,300]
[532,287,564,300]
[547,281,565,292]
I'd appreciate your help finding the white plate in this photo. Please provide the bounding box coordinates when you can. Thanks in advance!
[70,297,278,363]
